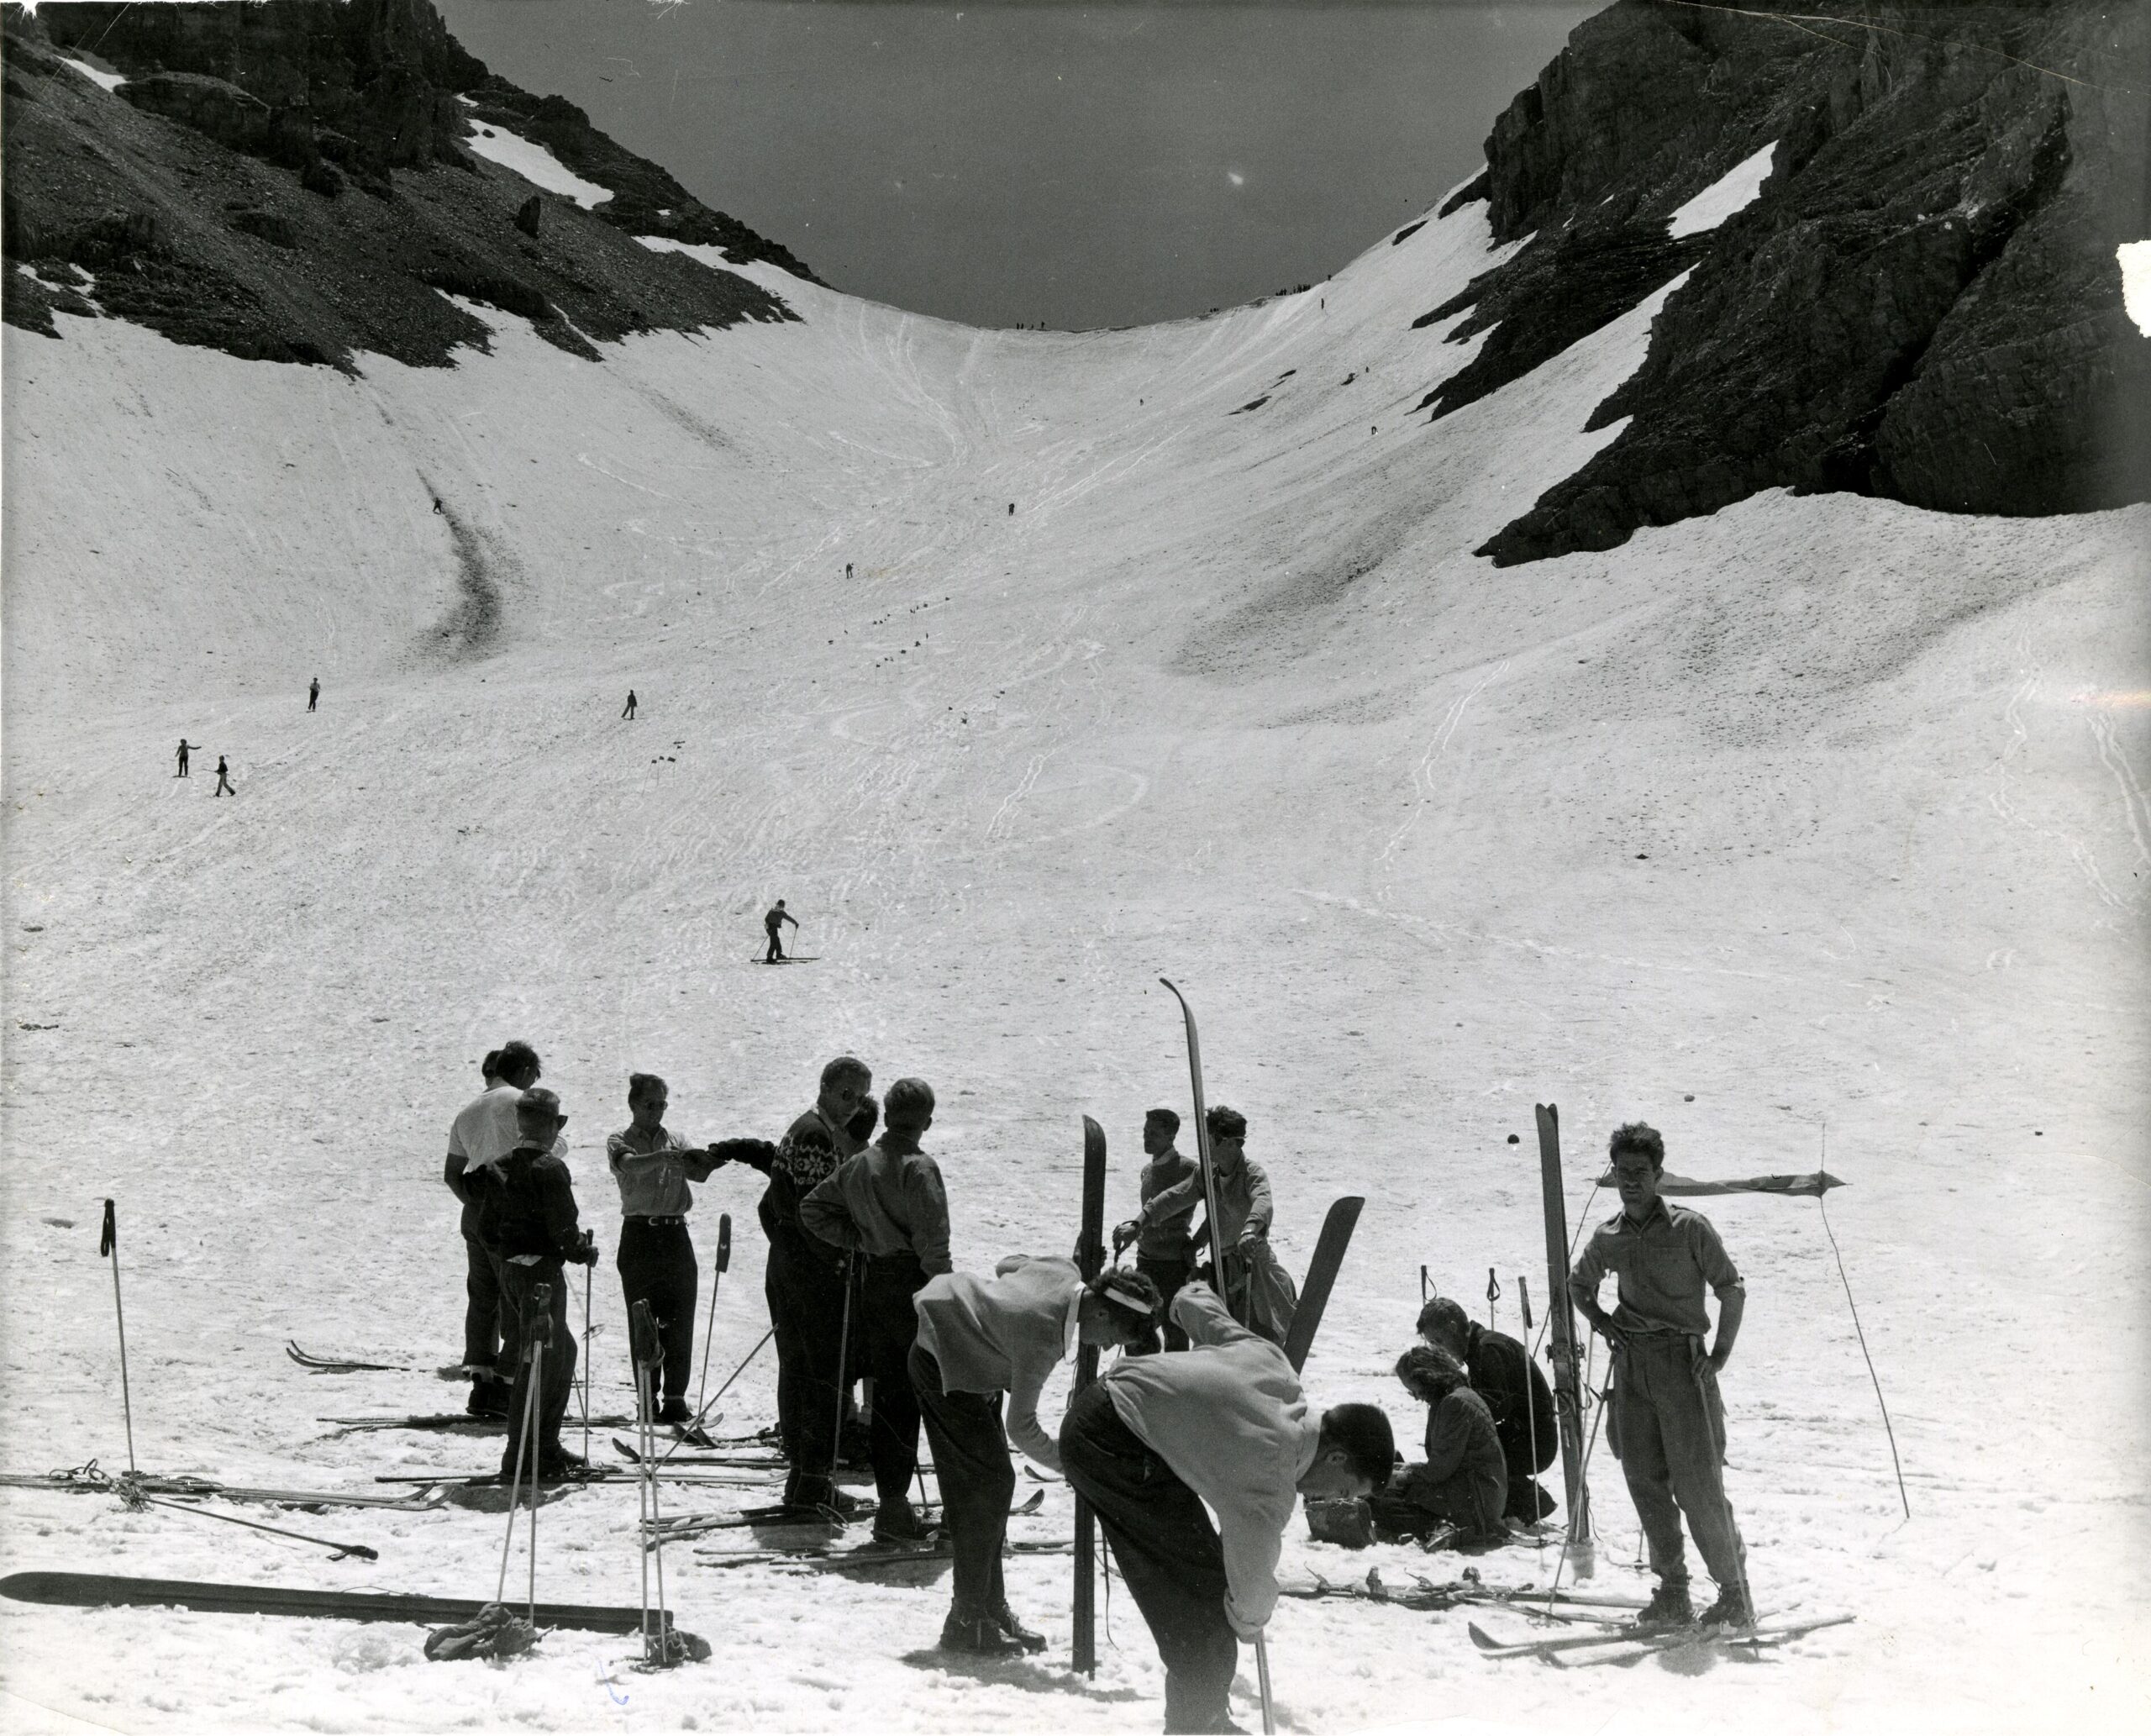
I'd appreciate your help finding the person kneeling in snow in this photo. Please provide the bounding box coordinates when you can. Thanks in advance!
[1370,1344,1509,1546]
[912,1258,1161,1654]
[1417,1293,1558,1520]
[1060,1281,1392,1735]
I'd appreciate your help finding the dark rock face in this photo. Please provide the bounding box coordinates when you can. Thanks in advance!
[3,0,805,367]
[1424,1,2148,564]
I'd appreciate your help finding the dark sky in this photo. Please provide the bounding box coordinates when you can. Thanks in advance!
[433,1,1600,330]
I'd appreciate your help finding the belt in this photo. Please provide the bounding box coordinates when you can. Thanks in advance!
[629,1214,689,1227]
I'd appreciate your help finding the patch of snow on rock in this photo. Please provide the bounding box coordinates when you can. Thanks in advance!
[1668,140,1778,238]
[59,55,127,93]
[465,123,612,209]
[2120,240,2151,337]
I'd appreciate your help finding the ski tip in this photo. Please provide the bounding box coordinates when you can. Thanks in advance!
[1466,1622,1504,1652]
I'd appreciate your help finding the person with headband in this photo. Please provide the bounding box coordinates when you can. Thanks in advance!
[910,1258,1163,1655]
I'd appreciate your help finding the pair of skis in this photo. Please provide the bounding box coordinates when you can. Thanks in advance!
[1468,1611,1854,1666]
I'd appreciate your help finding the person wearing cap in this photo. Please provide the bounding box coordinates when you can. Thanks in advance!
[1059,1281,1395,1734]
[912,1257,1163,1654]
[607,1073,774,1428]
[800,1076,948,1543]
[1372,1344,1509,1544]
[1186,1105,1297,1347]
[756,1055,873,1512]
[1112,1107,1200,1350]
[1417,1294,1558,1520]
[1570,1120,1750,1631]
[444,1040,556,1418]
[472,1087,599,1479]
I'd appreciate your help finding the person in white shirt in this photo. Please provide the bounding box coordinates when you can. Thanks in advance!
[1059,1282,1394,1735]
[911,1256,1161,1655]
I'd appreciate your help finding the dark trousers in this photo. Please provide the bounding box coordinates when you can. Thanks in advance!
[765,928,784,961]
[765,1230,846,1498]
[860,1254,927,1506]
[1060,1383,1238,1733]
[1611,1334,1746,1592]
[462,1234,505,1373]
[618,1219,698,1402]
[909,1344,1012,1615]
[499,1259,576,1463]
[1139,1253,1192,1350]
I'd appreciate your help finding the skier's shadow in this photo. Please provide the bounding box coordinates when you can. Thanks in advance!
[899,1649,1148,1701]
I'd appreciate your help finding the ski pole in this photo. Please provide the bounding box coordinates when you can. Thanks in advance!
[660,1325,775,1466]
[1419,1265,1428,1305]
[1817,1123,1909,1519]
[1518,1276,1542,1529]
[633,1302,671,1664]
[528,1335,543,1625]
[1486,1267,1501,1331]
[694,1213,732,1418]
[128,1491,380,1560]
[829,1249,856,1492]
[581,1260,594,1468]
[497,1301,541,1602]
[1253,1631,1276,1734]
[99,1202,138,1474]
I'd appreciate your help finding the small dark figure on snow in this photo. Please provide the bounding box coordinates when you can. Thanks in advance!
[845,563,854,581]
[763,899,798,962]
[176,739,195,778]
[307,677,320,713]
[622,690,638,720]
[212,755,235,797]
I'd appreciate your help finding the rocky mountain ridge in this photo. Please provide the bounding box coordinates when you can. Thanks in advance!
[1432,0,2148,561]
[1,0,811,368]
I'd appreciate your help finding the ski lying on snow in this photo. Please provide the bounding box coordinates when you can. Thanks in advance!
[611,1437,786,1470]
[286,1343,413,1374]
[0,1470,444,1512]
[1469,1611,1853,1661]
[323,1412,634,1433]
[1281,1572,1640,1617]
[0,1570,665,1633]
[695,1536,1074,1572]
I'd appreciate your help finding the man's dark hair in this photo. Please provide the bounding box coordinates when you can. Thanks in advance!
[1608,1121,1665,1170]
[1317,1402,1396,1489]
[496,1041,540,1086]
[481,1049,502,1082]
[628,1072,665,1104]
[885,1077,935,1127]
[820,1055,871,1092]
[1205,1104,1247,1142]
[1144,1107,1181,1136]
[1395,1343,1469,1407]
[1415,1296,1471,1349]
[846,1093,880,1144]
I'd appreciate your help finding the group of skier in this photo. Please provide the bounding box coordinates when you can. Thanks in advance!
[440,1043,1754,1726]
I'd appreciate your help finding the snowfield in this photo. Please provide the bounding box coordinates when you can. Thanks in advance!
[1,177,2146,1736]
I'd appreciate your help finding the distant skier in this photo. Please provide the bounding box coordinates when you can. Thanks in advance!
[622,690,638,720]
[845,563,854,581]
[175,739,195,778]
[212,755,235,797]
[763,899,798,962]
[1570,1121,1751,1631]
[307,676,320,713]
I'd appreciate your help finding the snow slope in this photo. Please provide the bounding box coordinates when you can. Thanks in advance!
[2,176,2147,1736]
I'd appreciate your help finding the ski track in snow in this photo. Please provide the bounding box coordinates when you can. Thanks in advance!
[0,176,2147,1736]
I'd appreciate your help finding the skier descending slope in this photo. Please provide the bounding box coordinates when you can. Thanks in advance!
[1570,1121,1753,1630]
[1059,1281,1394,1733]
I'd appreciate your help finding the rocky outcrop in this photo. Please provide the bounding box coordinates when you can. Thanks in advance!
[1425,1,2148,563]
[2,0,807,367]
